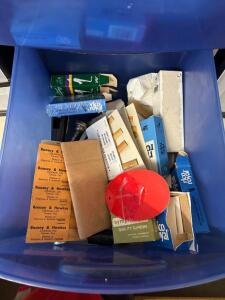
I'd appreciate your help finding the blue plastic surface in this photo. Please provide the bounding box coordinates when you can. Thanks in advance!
[0,47,225,293]
[171,152,209,234]
[1,1,225,52]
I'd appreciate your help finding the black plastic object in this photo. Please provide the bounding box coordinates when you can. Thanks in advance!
[0,45,14,80]
[215,49,225,78]
[88,230,113,246]
[51,117,68,142]
[64,118,87,142]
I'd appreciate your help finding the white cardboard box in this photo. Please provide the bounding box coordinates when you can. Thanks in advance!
[86,116,123,180]
[108,110,145,170]
[153,71,184,152]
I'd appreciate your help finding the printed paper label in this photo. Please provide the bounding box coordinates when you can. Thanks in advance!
[145,140,158,172]
[26,143,78,243]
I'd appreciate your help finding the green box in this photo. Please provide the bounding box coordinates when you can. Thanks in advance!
[50,74,117,96]
[112,214,159,244]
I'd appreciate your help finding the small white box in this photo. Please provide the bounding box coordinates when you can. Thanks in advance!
[108,110,145,171]
[153,71,184,152]
[86,116,123,180]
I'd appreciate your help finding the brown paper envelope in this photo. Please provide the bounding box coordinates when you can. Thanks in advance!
[61,140,111,239]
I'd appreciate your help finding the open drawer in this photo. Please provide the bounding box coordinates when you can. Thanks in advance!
[0,47,224,293]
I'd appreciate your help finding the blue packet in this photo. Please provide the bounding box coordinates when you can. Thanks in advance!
[171,151,209,233]
[46,94,106,117]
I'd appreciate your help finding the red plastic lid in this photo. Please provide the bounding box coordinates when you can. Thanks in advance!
[106,169,170,221]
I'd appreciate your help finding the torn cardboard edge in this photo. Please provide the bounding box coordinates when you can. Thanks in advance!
[132,100,153,119]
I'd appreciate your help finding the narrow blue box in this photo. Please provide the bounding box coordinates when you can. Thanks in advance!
[46,94,106,117]
[140,116,169,177]
[171,152,209,233]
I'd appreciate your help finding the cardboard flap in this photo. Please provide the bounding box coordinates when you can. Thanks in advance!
[167,192,194,250]
[61,140,111,239]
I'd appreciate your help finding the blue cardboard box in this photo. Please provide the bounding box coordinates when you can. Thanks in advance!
[46,94,106,117]
[156,192,198,253]
[171,151,209,233]
[140,116,169,177]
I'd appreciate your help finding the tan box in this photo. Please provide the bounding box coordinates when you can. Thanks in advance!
[126,103,151,169]
[61,140,111,239]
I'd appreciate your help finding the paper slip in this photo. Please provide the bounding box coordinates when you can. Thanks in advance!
[26,142,79,243]
[86,117,123,180]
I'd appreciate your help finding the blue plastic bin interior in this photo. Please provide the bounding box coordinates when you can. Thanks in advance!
[0,46,225,294]
[1,0,225,52]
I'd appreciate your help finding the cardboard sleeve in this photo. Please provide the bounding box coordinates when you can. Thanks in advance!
[61,140,111,239]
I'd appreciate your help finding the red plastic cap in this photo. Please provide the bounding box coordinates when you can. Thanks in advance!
[106,169,170,221]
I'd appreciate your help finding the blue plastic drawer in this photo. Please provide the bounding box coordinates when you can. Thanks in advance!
[1,0,225,52]
[0,47,225,293]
